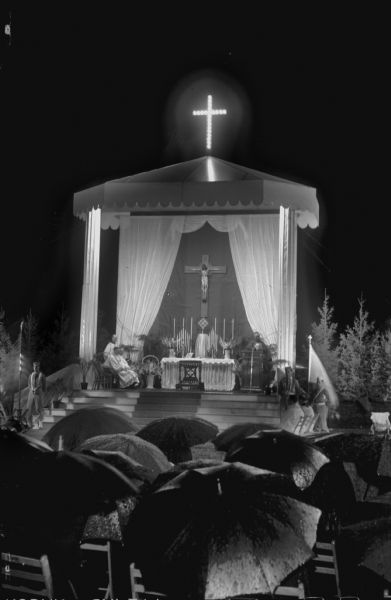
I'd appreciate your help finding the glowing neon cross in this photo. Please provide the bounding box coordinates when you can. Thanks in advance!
[192,94,227,151]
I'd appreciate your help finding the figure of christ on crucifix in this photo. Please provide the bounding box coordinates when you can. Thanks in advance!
[185,254,226,318]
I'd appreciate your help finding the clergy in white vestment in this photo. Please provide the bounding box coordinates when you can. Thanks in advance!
[195,332,210,358]
[106,346,139,389]
[103,334,117,365]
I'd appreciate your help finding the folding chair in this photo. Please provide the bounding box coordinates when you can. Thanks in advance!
[273,580,305,597]
[129,562,167,599]
[1,551,53,599]
[79,540,114,600]
[312,540,341,597]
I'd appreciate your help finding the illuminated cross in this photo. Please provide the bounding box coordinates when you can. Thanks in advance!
[192,95,227,151]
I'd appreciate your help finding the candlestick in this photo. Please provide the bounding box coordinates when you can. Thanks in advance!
[182,317,185,333]
[232,318,234,339]
[214,316,217,334]
[190,317,193,342]
[223,318,226,341]
[173,317,176,338]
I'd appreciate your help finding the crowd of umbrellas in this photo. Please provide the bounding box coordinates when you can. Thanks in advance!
[1,406,391,599]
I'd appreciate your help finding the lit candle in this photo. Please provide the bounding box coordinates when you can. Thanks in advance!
[223,318,226,341]
[173,317,176,338]
[183,317,185,333]
[190,317,193,341]
[214,316,217,333]
[232,318,234,339]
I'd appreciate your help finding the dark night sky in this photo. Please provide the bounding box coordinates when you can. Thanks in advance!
[1,6,389,345]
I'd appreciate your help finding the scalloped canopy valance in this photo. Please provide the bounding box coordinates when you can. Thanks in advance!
[73,156,319,229]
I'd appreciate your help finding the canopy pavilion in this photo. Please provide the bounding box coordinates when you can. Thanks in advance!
[73,155,319,379]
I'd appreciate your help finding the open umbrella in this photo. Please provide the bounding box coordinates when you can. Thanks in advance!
[0,449,139,598]
[23,450,138,517]
[149,458,227,493]
[124,461,320,600]
[78,449,146,542]
[226,429,329,490]
[1,449,139,552]
[315,431,391,495]
[80,449,151,488]
[339,516,391,584]
[43,406,138,451]
[0,428,52,457]
[302,461,357,538]
[78,433,171,481]
[212,421,278,454]
[136,417,218,463]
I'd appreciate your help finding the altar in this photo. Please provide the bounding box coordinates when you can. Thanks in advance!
[161,357,236,391]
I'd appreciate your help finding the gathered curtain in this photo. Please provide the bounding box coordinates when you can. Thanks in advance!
[116,216,184,346]
[228,215,279,346]
[116,214,279,348]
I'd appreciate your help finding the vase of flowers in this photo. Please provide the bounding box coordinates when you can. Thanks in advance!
[219,337,236,359]
[161,336,177,357]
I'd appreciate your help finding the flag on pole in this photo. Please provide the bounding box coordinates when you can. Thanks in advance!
[308,340,339,409]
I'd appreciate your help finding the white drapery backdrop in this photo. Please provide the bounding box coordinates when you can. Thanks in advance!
[117,216,183,347]
[116,214,279,348]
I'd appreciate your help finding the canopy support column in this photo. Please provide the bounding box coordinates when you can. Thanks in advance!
[277,206,297,368]
[79,207,101,360]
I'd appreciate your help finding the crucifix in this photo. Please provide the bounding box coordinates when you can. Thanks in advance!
[185,254,226,318]
[192,94,227,151]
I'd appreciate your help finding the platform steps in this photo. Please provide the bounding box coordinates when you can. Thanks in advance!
[33,389,280,439]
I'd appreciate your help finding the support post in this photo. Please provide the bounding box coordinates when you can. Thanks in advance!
[277,207,297,368]
[79,207,101,360]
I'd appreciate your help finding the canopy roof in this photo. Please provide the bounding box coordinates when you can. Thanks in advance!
[74,156,319,228]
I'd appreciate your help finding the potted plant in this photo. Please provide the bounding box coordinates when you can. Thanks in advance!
[78,357,92,390]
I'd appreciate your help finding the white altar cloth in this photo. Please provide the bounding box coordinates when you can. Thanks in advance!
[161,357,236,391]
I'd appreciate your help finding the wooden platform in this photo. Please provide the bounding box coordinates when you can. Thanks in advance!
[32,388,281,439]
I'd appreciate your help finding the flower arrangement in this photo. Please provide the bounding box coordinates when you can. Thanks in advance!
[219,337,237,351]
[161,336,177,349]
[137,359,162,376]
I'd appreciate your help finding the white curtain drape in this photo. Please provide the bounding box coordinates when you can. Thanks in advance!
[116,216,184,346]
[228,215,279,346]
[116,214,279,348]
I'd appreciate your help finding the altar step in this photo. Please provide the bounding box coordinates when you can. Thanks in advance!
[28,388,281,440]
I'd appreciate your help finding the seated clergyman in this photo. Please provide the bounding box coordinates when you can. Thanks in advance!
[106,346,139,389]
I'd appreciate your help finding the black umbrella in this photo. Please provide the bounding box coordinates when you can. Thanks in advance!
[43,406,138,450]
[136,417,218,463]
[212,421,278,454]
[226,429,329,490]
[339,516,391,584]
[15,450,138,518]
[124,461,320,600]
[302,461,357,538]
[80,449,151,489]
[315,431,391,494]
[0,429,53,496]
[78,432,172,481]
[149,458,227,493]
[0,448,138,598]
